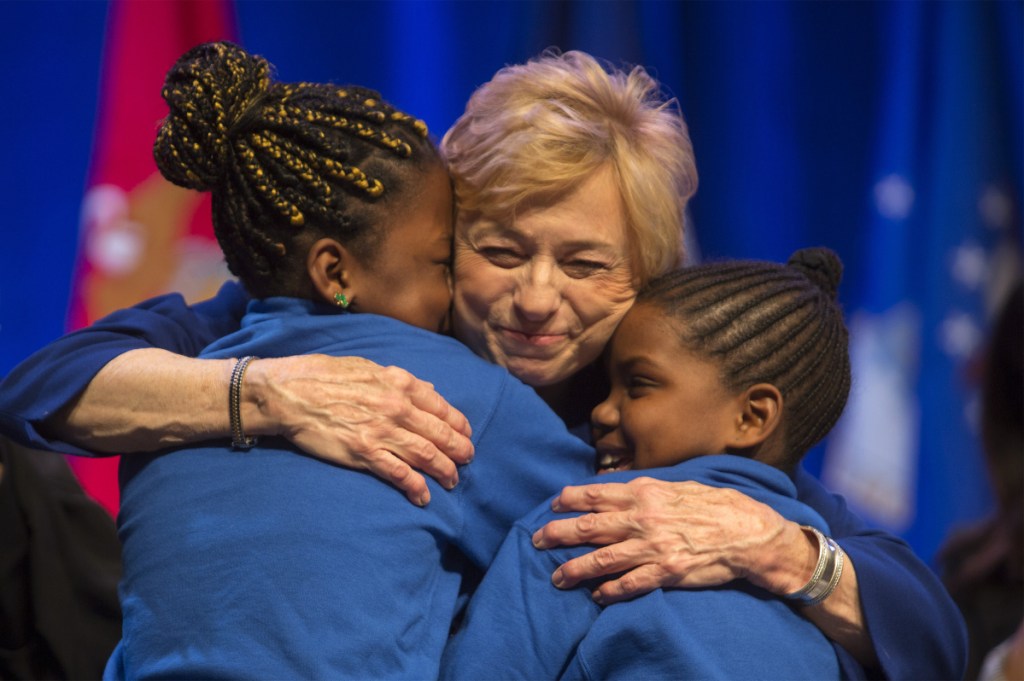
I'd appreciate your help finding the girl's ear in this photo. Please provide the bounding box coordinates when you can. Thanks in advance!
[306,238,351,306]
[730,383,783,449]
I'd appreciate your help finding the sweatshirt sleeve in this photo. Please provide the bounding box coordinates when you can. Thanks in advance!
[793,467,968,680]
[441,519,599,680]
[452,373,595,570]
[0,281,249,455]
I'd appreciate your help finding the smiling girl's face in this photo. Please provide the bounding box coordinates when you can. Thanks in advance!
[451,165,638,389]
[591,302,744,472]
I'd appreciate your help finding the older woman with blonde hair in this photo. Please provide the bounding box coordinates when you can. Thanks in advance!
[444,51,695,399]
[0,49,964,679]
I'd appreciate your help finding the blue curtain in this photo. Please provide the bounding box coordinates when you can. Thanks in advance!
[2,0,1020,566]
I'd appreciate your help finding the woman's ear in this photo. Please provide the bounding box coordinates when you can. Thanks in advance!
[730,383,783,450]
[306,238,350,306]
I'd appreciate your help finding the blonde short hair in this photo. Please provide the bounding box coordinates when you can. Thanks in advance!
[441,49,698,285]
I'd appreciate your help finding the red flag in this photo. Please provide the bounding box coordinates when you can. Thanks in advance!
[68,0,237,515]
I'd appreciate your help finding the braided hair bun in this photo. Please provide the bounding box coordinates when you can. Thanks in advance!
[148,41,439,298]
[153,41,271,190]
[638,245,852,468]
[788,247,843,299]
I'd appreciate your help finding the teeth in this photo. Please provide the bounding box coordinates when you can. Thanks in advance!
[597,451,630,471]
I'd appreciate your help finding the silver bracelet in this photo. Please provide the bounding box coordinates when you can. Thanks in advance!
[785,526,845,606]
[813,540,845,605]
[230,356,259,450]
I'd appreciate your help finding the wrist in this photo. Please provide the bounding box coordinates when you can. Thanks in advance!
[748,521,821,595]
[229,356,260,449]
[235,356,278,439]
[787,525,826,594]
[783,526,845,606]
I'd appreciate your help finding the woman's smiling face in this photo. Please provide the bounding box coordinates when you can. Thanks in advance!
[451,165,638,388]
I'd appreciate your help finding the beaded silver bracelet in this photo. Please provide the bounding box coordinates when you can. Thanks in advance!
[784,526,845,606]
[230,355,259,450]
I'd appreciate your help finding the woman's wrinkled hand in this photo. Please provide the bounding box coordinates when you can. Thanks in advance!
[531,477,808,604]
[246,355,474,506]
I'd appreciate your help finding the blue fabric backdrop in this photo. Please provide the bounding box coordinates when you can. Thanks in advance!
[2,0,1020,567]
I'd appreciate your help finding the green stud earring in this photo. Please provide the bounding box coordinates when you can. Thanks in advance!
[333,292,350,309]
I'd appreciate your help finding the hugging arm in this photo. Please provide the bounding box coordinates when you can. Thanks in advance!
[532,471,967,680]
[0,283,247,454]
[0,282,473,505]
[793,469,967,680]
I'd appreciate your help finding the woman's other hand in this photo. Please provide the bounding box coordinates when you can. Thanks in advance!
[530,477,814,602]
[531,477,876,666]
[245,355,474,506]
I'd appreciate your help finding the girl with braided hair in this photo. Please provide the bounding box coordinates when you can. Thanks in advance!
[152,41,453,324]
[99,42,597,679]
[444,248,854,679]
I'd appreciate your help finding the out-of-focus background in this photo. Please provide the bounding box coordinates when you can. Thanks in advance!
[1,0,1020,570]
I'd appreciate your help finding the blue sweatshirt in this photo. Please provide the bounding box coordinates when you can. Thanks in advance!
[443,455,840,680]
[101,297,593,679]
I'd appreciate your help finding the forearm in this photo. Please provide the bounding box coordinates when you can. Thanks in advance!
[801,559,876,667]
[55,349,475,504]
[0,285,247,453]
[791,469,966,678]
[841,533,968,680]
[753,523,876,667]
[48,349,237,452]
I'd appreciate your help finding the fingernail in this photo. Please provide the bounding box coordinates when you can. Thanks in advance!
[550,498,563,512]
[418,492,430,506]
[552,569,565,588]
[446,476,458,490]
[591,590,604,604]
[532,532,547,549]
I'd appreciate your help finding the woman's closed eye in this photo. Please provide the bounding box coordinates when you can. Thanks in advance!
[561,258,608,279]
[478,246,526,268]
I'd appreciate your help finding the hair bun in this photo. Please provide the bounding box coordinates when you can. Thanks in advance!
[153,41,271,190]
[788,247,843,299]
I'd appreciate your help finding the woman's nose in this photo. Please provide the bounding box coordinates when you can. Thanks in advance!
[512,261,560,321]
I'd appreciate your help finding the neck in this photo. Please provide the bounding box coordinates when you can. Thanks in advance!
[534,379,574,420]
[532,362,609,431]
[732,434,793,474]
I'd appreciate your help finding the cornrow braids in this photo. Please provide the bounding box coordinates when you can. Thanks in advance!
[153,41,437,298]
[639,247,852,470]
